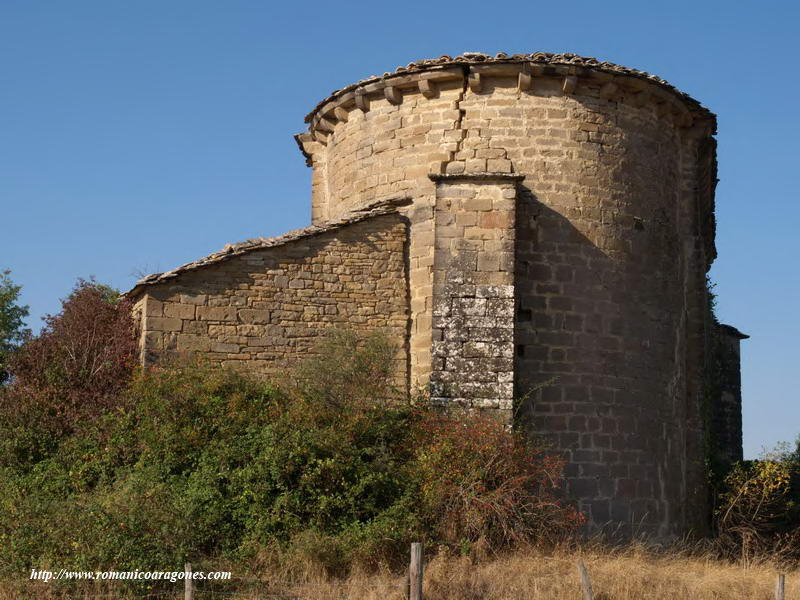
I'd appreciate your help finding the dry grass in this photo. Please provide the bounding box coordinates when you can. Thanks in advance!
[419,546,799,600]
[3,545,798,599]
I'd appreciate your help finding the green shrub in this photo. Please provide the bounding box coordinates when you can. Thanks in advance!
[0,330,581,582]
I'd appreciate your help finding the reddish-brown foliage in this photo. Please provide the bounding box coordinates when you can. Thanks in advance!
[413,409,585,553]
[5,280,137,433]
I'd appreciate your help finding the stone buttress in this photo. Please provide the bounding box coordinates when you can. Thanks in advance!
[429,173,522,420]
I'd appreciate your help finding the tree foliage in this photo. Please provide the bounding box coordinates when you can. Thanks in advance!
[0,269,30,383]
[4,279,137,435]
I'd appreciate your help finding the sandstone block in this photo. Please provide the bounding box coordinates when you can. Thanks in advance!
[445,160,465,175]
[479,212,512,229]
[487,158,512,173]
[211,342,240,353]
[455,213,477,227]
[182,321,208,335]
[476,252,500,272]
[147,317,182,332]
[181,294,208,305]
[144,298,164,317]
[462,197,493,211]
[164,303,196,319]
[475,148,507,159]
[208,324,237,337]
[465,158,487,172]
[177,334,212,352]
[476,284,514,299]
[238,309,271,324]
[237,324,265,336]
[197,306,238,321]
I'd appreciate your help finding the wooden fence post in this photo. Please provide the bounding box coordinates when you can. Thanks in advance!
[775,573,785,600]
[576,559,594,600]
[184,563,194,600]
[409,542,423,600]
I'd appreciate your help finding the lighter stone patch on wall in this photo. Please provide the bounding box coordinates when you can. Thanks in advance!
[429,174,521,419]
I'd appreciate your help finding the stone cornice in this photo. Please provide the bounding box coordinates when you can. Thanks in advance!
[297,52,717,155]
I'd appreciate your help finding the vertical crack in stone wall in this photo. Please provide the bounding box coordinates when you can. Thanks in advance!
[440,67,469,171]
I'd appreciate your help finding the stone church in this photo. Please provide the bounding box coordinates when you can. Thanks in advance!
[126,52,747,539]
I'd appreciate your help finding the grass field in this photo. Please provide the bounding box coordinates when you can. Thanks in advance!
[4,544,797,599]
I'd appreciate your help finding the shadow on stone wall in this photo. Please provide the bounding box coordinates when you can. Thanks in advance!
[511,184,701,540]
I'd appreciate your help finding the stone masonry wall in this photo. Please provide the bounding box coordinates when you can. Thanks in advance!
[484,81,711,539]
[301,84,464,392]
[135,214,409,385]
[126,54,733,541]
[299,73,472,393]
[429,175,520,419]
[117,53,734,540]
[297,57,719,539]
[712,325,747,466]
[309,79,463,221]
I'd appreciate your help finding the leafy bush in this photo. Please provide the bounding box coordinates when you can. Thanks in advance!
[0,328,582,582]
[714,443,800,564]
[286,328,405,410]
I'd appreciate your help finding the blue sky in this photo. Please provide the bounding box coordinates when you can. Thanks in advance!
[1,1,797,457]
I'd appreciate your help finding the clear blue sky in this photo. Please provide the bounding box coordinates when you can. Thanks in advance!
[1,1,797,458]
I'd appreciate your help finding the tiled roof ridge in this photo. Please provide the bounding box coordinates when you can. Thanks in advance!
[304,51,712,124]
[124,195,410,297]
